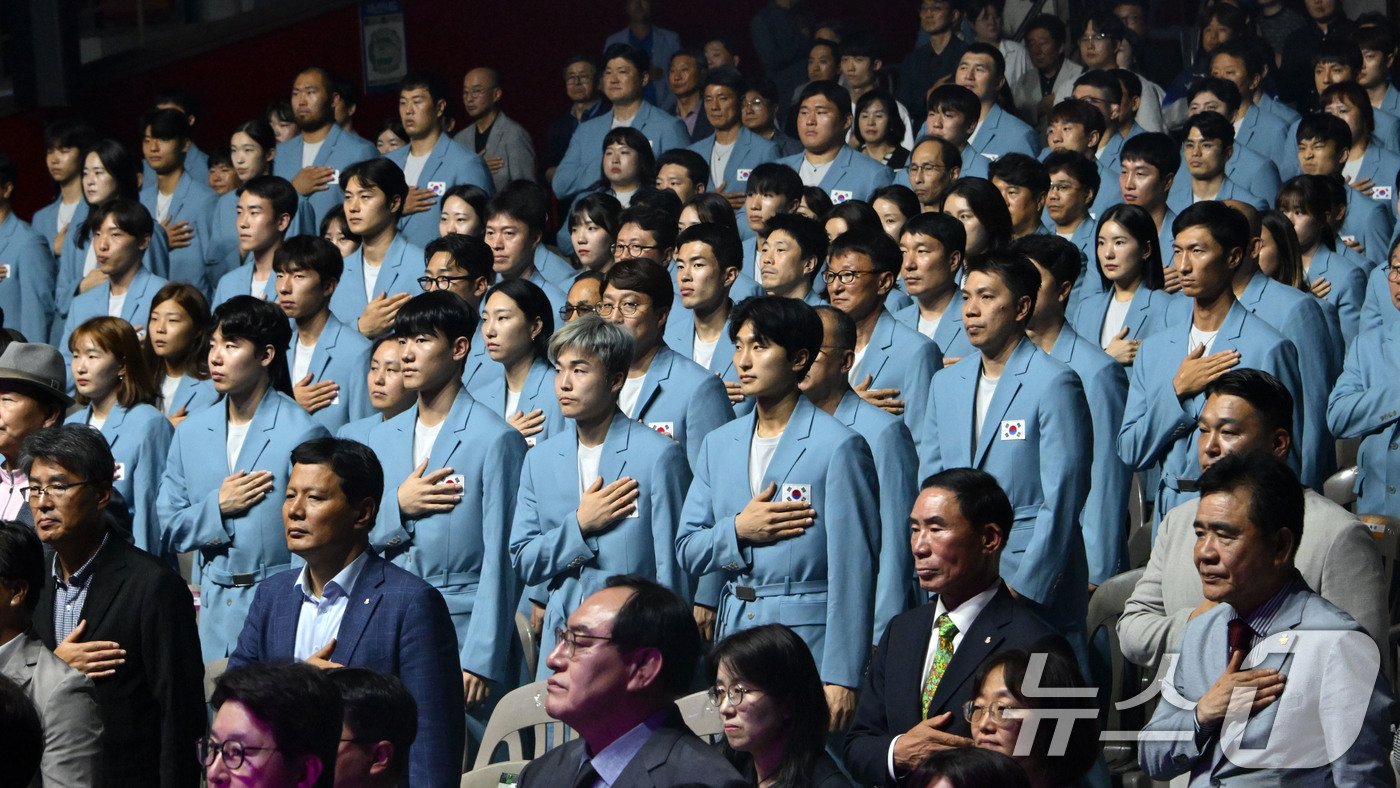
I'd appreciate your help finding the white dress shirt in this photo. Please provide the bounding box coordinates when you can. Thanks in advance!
[293,550,370,661]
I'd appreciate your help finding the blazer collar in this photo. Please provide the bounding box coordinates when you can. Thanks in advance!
[834,388,864,427]
[331,552,389,663]
[971,338,1034,466]
[926,583,1017,717]
[635,345,678,417]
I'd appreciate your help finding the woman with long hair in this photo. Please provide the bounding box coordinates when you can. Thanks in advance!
[471,278,566,445]
[1277,175,1368,346]
[1067,203,1175,365]
[941,177,1013,263]
[144,282,219,426]
[438,183,489,239]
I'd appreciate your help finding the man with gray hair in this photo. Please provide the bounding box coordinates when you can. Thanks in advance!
[509,315,693,675]
[454,67,538,191]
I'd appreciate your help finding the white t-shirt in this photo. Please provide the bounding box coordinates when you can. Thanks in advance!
[363,261,382,301]
[974,369,1000,447]
[917,311,944,340]
[82,243,98,276]
[88,410,108,431]
[798,155,836,188]
[1189,325,1220,355]
[292,338,317,383]
[710,141,736,188]
[1100,296,1133,349]
[160,374,182,414]
[57,199,79,232]
[107,291,127,318]
[251,271,272,300]
[619,375,645,417]
[610,114,634,129]
[577,441,605,497]
[748,431,784,496]
[156,191,174,223]
[692,333,720,369]
[848,343,870,384]
[301,139,324,169]
[1342,156,1363,184]
[403,152,429,187]
[413,418,444,469]
[614,189,636,208]
[227,420,252,471]
[504,388,522,419]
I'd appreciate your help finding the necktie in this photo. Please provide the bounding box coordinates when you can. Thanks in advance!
[1227,618,1254,661]
[921,614,958,718]
[573,760,599,788]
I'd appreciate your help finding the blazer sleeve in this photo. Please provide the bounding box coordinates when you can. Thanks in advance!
[1118,505,1194,667]
[822,433,880,687]
[499,120,537,186]
[1137,635,1212,779]
[551,123,594,200]
[682,373,736,470]
[1117,343,1197,471]
[650,440,694,601]
[899,339,941,455]
[1322,631,1397,786]
[399,581,468,787]
[38,667,104,788]
[1317,509,1390,657]
[16,230,57,343]
[227,580,273,670]
[675,437,749,578]
[1083,361,1132,585]
[460,430,527,683]
[509,450,594,586]
[157,426,234,554]
[872,419,919,644]
[1327,334,1400,440]
[143,567,207,788]
[916,378,947,486]
[843,617,900,787]
[133,415,175,558]
[1332,259,1368,348]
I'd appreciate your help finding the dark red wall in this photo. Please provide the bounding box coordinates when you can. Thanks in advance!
[5,0,918,218]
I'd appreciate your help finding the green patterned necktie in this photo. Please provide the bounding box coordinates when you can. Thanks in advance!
[920,614,958,718]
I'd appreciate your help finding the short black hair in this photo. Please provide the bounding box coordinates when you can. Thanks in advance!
[1025,13,1066,48]
[1204,369,1294,438]
[900,211,967,256]
[870,184,920,224]
[1184,110,1236,147]
[855,91,906,147]
[1109,68,1142,101]
[796,80,852,120]
[0,674,42,787]
[675,222,743,272]
[319,205,360,245]
[728,296,823,377]
[210,663,342,788]
[1211,38,1266,79]
[329,668,417,780]
[207,145,234,171]
[605,258,674,316]
[440,184,489,233]
[1048,98,1107,138]
[1011,233,1081,290]
[603,42,651,74]
[1296,112,1353,149]
[236,174,299,224]
[486,180,549,238]
[1172,200,1251,258]
[618,204,679,254]
[799,185,835,218]
[911,136,963,173]
[569,192,624,236]
[603,575,704,697]
[424,233,494,281]
[273,234,344,283]
[830,226,902,275]
[944,177,1014,252]
[988,153,1050,195]
[0,519,43,614]
[399,69,450,106]
[1356,23,1398,56]
[702,66,748,96]
[680,193,737,233]
[1197,452,1304,561]
[656,148,710,191]
[1120,132,1181,176]
[43,118,98,152]
[290,436,384,508]
[964,250,1040,321]
[21,424,117,496]
[340,158,409,218]
[1082,9,1126,43]
[87,198,154,241]
[927,83,981,120]
[394,290,478,348]
[1072,69,1123,105]
[213,295,295,395]
[962,41,1007,82]
[141,107,190,143]
[745,162,803,202]
[1313,37,1362,71]
[907,748,1030,788]
[758,213,828,265]
[920,467,1015,535]
[1043,151,1101,202]
[1187,77,1243,119]
[813,305,856,350]
[840,27,882,61]
[153,87,201,119]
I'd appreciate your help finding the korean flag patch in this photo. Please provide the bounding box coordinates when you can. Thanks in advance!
[329,168,341,184]
[781,483,812,503]
[648,421,675,439]
[1374,186,1393,201]
[831,189,854,204]
[736,168,752,182]
[113,462,126,482]
[1000,420,1027,440]
[427,181,446,196]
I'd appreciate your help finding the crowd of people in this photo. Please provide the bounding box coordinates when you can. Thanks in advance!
[1,0,1400,785]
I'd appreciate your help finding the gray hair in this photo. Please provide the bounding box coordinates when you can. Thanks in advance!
[548,314,634,381]
[21,425,116,492]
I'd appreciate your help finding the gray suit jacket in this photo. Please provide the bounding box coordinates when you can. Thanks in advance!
[517,706,746,787]
[0,631,103,787]
[454,111,537,191]
[1119,489,1387,668]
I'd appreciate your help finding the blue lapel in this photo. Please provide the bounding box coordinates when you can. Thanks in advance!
[599,412,632,482]
[855,309,896,382]
[820,147,856,191]
[833,389,862,428]
[1126,285,1157,337]
[300,317,345,381]
[760,396,815,489]
[233,390,282,472]
[635,346,676,418]
[972,338,1034,467]
[427,388,475,469]
[522,358,554,409]
[315,125,345,168]
[331,554,387,663]
[102,404,131,450]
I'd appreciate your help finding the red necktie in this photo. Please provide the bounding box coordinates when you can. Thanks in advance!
[1227,618,1254,660]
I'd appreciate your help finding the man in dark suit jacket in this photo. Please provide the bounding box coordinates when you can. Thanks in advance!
[27,425,205,787]
[844,468,1075,786]
[519,576,746,788]
[229,436,464,787]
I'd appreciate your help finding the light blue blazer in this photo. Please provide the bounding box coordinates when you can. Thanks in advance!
[834,389,918,644]
[1060,219,1103,316]
[291,315,373,432]
[1067,285,1176,350]
[29,196,71,256]
[143,143,208,187]
[66,403,174,562]
[676,396,880,688]
[1234,104,1291,161]
[60,268,169,390]
[157,390,329,660]
[385,133,494,248]
[1089,162,1125,216]
[327,234,424,328]
[335,413,385,445]
[1361,263,1400,335]
[1339,188,1395,267]
[210,262,274,310]
[535,245,578,288]
[54,202,170,343]
[893,292,975,361]
[1257,92,1299,126]
[969,104,1039,160]
[917,338,1092,635]
[1049,327,1131,585]
[1308,245,1369,348]
[273,124,378,232]
[661,304,749,415]
[1166,173,1268,215]
[1327,321,1400,521]
[369,388,527,683]
[1118,301,1304,528]
[1237,272,1342,490]
[138,174,218,291]
[628,345,735,470]
[466,356,568,445]
[851,308,942,449]
[163,375,220,418]
[206,190,317,282]
[552,102,691,199]
[687,127,782,191]
[510,412,692,677]
[0,211,57,342]
[777,145,894,204]
[1221,144,1281,209]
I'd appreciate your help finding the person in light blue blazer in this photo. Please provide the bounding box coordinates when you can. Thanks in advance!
[54,141,170,344]
[688,68,782,193]
[827,227,941,448]
[1361,248,1400,333]
[552,44,691,202]
[602,258,734,471]
[778,81,895,204]
[368,291,527,748]
[1166,113,1269,215]
[917,253,1093,654]
[273,236,373,433]
[65,316,175,562]
[1067,204,1177,360]
[336,333,415,445]
[1292,114,1398,263]
[752,210,825,308]
[1279,175,1369,347]
[1119,202,1304,534]
[31,119,98,257]
[208,120,278,281]
[665,223,752,417]
[469,279,568,446]
[510,316,692,676]
[959,44,1040,160]
[894,212,976,362]
[328,159,424,336]
[1328,290,1400,521]
[676,296,880,726]
[0,159,57,342]
[142,282,221,422]
[138,108,219,291]
[484,186,570,315]
[210,175,298,310]
[1018,234,1132,586]
[385,71,494,248]
[157,296,330,660]
[802,306,919,644]
[143,88,210,186]
[273,67,379,233]
[1192,61,1287,199]
[739,162,804,280]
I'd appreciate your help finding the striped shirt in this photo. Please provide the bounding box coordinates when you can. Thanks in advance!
[1227,572,1303,658]
[51,534,109,642]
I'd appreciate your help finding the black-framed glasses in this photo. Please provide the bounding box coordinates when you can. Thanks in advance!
[1386,264,1400,283]
[554,627,615,658]
[596,301,646,318]
[962,701,1029,724]
[418,274,474,291]
[559,304,596,320]
[611,242,658,257]
[22,480,92,502]
[822,269,878,285]
[709,685,761,708]
[199,737,280,770]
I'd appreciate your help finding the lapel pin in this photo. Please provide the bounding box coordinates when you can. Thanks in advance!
[984,636,991,644]
[363,599,370,605]
[1278,634,1288,645]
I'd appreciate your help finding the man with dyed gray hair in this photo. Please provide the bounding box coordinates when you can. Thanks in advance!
[509,315,693,676]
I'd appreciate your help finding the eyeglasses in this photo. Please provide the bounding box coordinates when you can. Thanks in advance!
[559,304,596,320]
[906,163,947,176]
[22,480,92,502]
[554,627,615,658]
[962,701,1029,724]
[418,274,474,291]
[611,241,658,256]
[1080,33,1111,43]
[565,74,593,85]
[199,737,280,770]
[596,301,646,318]
[822,269,878,285]
[709,685,761,708]
[1386,264,1400,282]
